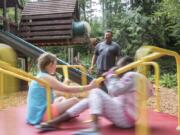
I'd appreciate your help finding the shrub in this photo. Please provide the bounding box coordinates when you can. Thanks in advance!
[160,73,177,88]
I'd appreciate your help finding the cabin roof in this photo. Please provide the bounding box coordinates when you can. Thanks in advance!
[22,0,77,16]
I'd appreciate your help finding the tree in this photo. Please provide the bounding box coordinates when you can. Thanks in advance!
[130,0,161,15]
[154,0,180,52]
[100,0,123,29]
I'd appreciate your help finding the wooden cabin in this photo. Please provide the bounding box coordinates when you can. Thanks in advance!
[19,0,90,46]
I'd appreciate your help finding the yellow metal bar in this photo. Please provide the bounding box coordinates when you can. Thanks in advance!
[175,56,180,130]
[66,65,88,97]
[93,50,166,135]
[57,65,88,98]
[60,66,70,98]
[0,60,45,85]
[136,75,150,135]
[71,65,87,85]
[142,62,160,112]
[61,66,69,82]
[142,46,180,130]
[0,62,52,121]
[95,52,163,85]
[45,83,52,121]
[144,46,179,57]
[73,65,87,85]
[94,45,180,134]
[0,68,32,82]
[57,65,88,85]
[0,72,4,96]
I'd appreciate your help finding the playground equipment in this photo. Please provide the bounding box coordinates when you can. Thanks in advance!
[57,62,161,111]
[73,21,91,36]
[58,65,88,85]
[95,45,180,131]
[2,1,172,134]
[0,45,180,135]
[57,65,88,98]
[0,0,90,46]
[137,46,180,130]
[0,0,93,86]
[0,61,89,121]
[0,30,93,84]
[0,59,52,120]
[142,62,160,112]
[19,0,90,46]
[0,52,151,135]
[0,44,19,95]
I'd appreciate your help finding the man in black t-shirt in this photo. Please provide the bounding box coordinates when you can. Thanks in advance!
[89,30,121,92]
[90,30,121,76]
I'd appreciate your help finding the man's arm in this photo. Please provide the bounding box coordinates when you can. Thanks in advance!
[89,54,97,73]
[89,43,100,73]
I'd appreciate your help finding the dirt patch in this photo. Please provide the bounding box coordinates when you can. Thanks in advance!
[0,87,178,116]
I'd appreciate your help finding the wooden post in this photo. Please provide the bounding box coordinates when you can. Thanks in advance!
[68,47,74,64]
[3,0,7,31]
[71,48,74,64]
[15,4,18,30]
[68,48,71,64]
[25,57,28,72]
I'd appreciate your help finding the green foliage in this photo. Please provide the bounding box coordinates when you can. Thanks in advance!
[79,0,95,22]
[90,20,103,37]
[130,0,159,15]
[42,46,67,62]
[112,7,152,56]
[7,8,15,22]
[160,73,177,88]
[156,57,176,74]
[149,73,177,89]
[80,53,92,69]
[153,0,180,53]
[149,57,177,89]
[156,0,180,18]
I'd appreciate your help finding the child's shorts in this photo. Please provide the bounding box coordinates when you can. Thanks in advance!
[42,104,59,122]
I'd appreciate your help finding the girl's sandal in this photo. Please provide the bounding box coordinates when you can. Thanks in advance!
[35,122,59,133]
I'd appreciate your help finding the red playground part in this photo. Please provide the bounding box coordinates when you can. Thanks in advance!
[0,105,179,135]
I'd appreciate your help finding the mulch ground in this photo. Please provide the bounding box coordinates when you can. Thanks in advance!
[0,87,178,116]
[0,91,27,110]
[147,87,178,116]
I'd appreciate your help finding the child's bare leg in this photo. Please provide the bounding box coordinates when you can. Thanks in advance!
[54,96,66,103]
[43,98,89,126]
[54,97,79,115]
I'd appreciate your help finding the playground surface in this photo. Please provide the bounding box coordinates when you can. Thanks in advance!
[0,104,179,135]
[0,87,178,135]
[0,87,178,116]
